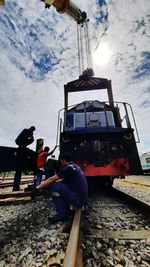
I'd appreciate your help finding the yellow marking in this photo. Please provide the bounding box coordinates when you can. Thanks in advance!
[114,176,150,192]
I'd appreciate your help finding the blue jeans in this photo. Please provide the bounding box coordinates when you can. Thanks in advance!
[49,183,82,218]
[34,169,43,186]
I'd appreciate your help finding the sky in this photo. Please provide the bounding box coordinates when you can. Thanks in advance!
[0,0,150,157]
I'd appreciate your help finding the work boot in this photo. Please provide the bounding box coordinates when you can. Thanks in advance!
[48,215,69,224]
[30,187,42,199]
[25,184,35,192]
[12,187,20,191]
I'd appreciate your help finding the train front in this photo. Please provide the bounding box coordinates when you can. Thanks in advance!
[58,77,142,185]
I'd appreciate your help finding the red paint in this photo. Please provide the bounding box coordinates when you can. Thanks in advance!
[77,158,130,176]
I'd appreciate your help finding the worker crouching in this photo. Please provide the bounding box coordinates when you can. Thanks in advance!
[32,153,88,224]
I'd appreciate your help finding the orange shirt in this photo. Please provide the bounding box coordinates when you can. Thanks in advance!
[37,152,49,168]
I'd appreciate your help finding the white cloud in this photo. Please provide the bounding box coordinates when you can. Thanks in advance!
[0,0,149,158]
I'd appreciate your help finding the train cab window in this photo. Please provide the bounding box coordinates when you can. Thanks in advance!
[146,157,150,163]
[66,114,74,129]
[88,112,100,127]
[87,111,115,128]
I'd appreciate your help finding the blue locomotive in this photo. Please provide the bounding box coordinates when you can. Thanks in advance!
[58,74,142,185]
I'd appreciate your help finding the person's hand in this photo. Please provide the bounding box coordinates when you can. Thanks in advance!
[31,187,42,199]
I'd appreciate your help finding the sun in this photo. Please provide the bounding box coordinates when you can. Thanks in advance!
[93,42,112,66]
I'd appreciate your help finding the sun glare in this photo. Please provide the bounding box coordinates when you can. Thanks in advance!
[93,42,112,66]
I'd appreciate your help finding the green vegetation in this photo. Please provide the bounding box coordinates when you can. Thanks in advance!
[0,170,33,177]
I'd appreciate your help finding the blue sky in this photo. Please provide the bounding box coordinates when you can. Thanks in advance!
[0,0,150,157]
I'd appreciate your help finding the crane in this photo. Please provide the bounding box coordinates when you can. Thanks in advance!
[0,0,4,5]
[0,0,86,24]
[42,0,94,76]
[0,0,94,175]
[42,0,87,25]
[0,0,94,76]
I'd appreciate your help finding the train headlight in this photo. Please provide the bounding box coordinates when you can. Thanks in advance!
[123,133,132,140]
[62,135,70,143]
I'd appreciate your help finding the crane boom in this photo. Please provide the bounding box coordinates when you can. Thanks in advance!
[0,0,93,76]
[42,0,87,24]
[0,0,87,25]
[0,0,4,6]
[42,0,93,75]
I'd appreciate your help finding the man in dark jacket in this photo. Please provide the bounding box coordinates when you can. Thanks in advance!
[13,126,36,191]
[15,126,36,147]
[35,153,88,224]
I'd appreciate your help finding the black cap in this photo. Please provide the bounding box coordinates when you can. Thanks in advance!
[59,153,72,162]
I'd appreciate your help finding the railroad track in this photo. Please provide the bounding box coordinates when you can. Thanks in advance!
[0,176,34,189]
[59,187,150,266]
[0,187,150,266]
[0,176,33,182]
[0,191,32,205]
[0,179,34,188]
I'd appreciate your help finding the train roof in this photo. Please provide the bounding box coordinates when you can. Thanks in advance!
[140,151,150,157]
[67,100,111,113]
[64,75,114,109]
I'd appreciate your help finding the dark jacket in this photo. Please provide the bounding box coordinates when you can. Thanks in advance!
[15,129,34,147]
[45,158,59,178]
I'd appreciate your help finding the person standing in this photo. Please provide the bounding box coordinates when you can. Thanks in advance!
[13,126,36,191]
[35,146,57,186]
[34,153,88,224]
[44,155,59,179]
[15,126,36,147]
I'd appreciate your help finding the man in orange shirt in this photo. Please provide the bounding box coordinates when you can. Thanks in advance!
[35,146,57,186]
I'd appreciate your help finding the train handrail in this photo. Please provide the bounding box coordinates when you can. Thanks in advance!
[127,102,140,143]
[111,101,140,143]
[56,107,65,147]
[57,100,140,143]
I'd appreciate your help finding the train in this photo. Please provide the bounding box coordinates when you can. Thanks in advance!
[0,73,143,187]
[140,151,150,175]
[0,2,143,185]
[57,71,142,185]
[0,0,87,176]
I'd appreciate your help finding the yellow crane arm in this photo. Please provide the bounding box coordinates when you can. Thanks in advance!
[0,0,4,6]
[0,0,87,25]
[42,0,87,24]
[0,0,92,75]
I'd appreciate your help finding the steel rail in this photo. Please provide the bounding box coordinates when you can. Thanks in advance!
[62,209,82,267]
[111,187,150,218]
[0,191,36,205]
[0,178,34,183]
[0,180,34,188]
[0,191,32,199]
[0,176,34,180]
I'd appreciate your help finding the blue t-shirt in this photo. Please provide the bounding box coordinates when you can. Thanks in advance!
[57,162,88,206]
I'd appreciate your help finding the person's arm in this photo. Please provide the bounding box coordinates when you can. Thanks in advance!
[48,146,57,156]
[56,178,63,183]
[37,174,60,189]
